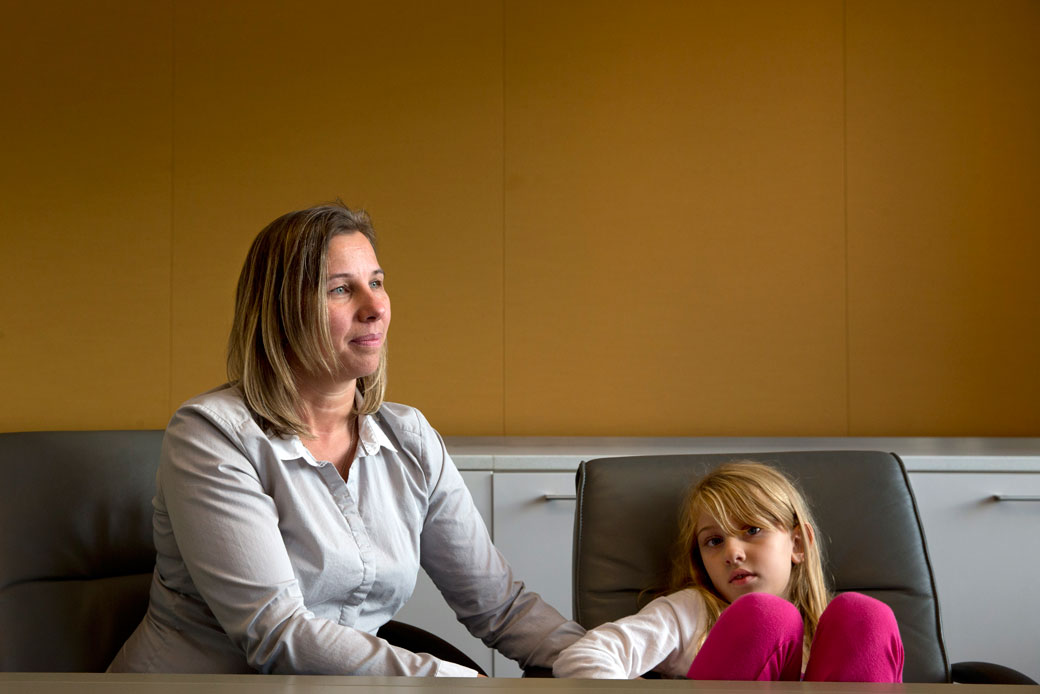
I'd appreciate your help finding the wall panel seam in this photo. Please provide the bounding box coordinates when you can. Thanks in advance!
[842,0,851,436]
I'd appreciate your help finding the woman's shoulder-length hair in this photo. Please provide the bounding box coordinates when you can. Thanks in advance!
[226,202,387,437]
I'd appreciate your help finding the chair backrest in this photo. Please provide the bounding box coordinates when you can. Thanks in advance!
[0,430,163,671]
[573,451,950,683]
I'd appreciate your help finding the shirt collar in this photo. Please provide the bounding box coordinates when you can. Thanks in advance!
[356,410,397,458]
[268,431,311,462]
[354,386,397,458]
[267,389,396,463]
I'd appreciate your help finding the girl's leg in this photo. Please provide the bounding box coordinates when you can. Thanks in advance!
[687,593,804,681]
[804,592,904,683]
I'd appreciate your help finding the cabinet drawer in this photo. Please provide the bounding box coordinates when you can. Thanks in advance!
[909,472,1040,682]
[394,471,494,675]
[492,472,577,677]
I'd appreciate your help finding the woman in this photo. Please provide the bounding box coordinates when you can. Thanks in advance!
[109,203,583,676]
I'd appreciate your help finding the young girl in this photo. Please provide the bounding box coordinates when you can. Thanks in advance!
[552,461,904,681]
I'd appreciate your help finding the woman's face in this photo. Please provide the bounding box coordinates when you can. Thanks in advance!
[324,232,391,382]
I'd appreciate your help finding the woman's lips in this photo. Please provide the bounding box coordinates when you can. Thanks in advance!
[350,333,383,346]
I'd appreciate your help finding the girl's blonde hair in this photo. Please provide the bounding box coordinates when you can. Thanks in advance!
[670,461,830,655]
[226,202,387,437]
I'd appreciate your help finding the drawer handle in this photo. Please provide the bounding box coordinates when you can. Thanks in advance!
[991,494,1040,502]
[542,494,577,501]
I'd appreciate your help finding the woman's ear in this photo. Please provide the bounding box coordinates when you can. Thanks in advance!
[791,522,813,565]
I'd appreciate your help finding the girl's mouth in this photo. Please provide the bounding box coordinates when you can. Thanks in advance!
[730,571,755,585]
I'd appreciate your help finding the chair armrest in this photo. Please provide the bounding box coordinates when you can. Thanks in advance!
[952,661,1037,685]
[521,666,554,678]
[376,620,487,676]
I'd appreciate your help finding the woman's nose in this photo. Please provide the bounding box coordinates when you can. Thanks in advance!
[358,289,388,321]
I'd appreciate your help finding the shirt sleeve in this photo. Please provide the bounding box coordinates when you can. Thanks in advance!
[409,410,585,669]
[551,591,706,679]
[158,404,479,676]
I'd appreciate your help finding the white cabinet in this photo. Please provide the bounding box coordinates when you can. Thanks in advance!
[393,471,495,675]
[909,472,1040,683]
[390,441,1040,682]
[490,472,577,677]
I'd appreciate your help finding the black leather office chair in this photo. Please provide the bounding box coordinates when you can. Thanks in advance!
[0,430,484,674]
[571,451,1035,684]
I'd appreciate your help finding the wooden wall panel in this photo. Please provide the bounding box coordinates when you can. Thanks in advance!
[0,2,172,430]
[846,0,1040,434]
[3,1,1037,437]
[502,0,847,435]
[170,0,505,433]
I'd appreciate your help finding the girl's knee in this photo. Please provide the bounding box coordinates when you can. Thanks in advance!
[807,593,904,683]
[732,592,793,606]
[693,594,805,681]
[823,592,898,632]
[725,593,803,636]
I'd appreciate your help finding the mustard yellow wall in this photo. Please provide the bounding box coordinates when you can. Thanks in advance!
[845,0,1040,435]
[2,0,1037,436]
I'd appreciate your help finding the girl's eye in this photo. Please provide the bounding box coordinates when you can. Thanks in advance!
[745,526,762,536]
[704,537,722,548]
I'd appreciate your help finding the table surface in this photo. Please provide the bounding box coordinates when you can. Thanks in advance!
[1,674,1035,694]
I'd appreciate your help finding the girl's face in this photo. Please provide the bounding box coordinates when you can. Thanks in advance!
[695,511,804,604]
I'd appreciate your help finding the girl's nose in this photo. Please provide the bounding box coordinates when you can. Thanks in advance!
[724,539,746,564]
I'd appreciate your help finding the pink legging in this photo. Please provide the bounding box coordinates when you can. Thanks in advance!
[686,592,904,682]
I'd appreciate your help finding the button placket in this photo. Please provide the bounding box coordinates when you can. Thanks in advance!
[317,460,376,626]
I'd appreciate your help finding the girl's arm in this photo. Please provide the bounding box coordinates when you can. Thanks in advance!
[552,589,707,679]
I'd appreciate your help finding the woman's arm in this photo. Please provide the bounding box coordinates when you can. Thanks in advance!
[402,408,584,669]
[157,403,478,676]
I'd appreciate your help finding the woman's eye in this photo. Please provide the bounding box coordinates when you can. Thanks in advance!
[330,286,349,295]
[370,279,383,289]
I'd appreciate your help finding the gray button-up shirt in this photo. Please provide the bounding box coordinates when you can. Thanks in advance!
[109,385,583,676]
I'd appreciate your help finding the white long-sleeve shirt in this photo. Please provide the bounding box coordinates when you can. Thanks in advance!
[109,384,583,676]
[552,588,709,679]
